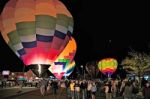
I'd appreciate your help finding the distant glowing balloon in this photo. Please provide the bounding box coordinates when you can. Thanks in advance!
[98,58,118,77]
[0,0,74,77]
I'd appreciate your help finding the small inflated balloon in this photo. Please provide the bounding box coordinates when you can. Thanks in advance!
[98,58,118,77]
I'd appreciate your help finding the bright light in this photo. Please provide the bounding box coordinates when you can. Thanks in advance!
[22,52,52,65]
[35,77,39,79]
[51,63,65,80]
[144,75,149,80]
[30,56,51,65]
[52,64,63,75]
[2,70,10,75]
[38,64,41,75]
[11,73,15,75]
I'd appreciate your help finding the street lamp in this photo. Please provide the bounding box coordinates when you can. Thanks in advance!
[81,65,84,79]
[81,65,83,68]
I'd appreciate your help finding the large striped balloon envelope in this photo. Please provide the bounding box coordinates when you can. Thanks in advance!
[98,58,118,77]
[0,0,73,65]
[0,0,75,77]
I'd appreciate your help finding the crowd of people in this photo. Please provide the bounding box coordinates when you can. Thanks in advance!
[39,78,150,99]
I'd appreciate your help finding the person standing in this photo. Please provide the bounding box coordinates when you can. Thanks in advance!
[105,81,112,99]
[40,78,48,96]
[91,82,97,99]
[65,80,71,98]
[60,81,66,95]
[87,81,92,98]
[111,79,117,98]
[17,80,23,93]
[51,80,58,95]
[70,80,75,99]
[123,82,132,99]
[143,82,150,99]
[120,80,126,96]
[80,80,87,99]
[74,80,80,99]
[132,81,139,99]
[46,80,51,93]
[0,80,2,88]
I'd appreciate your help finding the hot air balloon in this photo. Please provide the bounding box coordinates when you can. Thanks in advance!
[49,37,77,79]
[50,60,75,80]
[0,0,74,78]
[63,61,75,77]
[98,58,118,77]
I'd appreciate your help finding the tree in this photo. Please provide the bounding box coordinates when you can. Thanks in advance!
[121,50,150,88]
[85,61,99,79]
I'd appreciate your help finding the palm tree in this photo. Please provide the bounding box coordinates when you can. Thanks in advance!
[121,50,150,88]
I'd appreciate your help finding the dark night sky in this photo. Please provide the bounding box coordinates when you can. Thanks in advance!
[0,0,149,72]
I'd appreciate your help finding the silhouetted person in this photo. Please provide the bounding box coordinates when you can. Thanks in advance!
[51,80,58,95]
[40,78,48,96]
[143,82,150,99]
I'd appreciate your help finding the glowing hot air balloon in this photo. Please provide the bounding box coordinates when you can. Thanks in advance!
[49,37,77,79]
[50,60,75,80]
[98,58,118,77]
[0,0,74,77]
[63,61,75,77]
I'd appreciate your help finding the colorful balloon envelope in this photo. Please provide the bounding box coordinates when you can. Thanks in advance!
[63,61,75,77]
[49,37,77,79]
[0,0,74,77]
[50,60,75,80]
[0,0,73,65]
[98,58,118,77]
